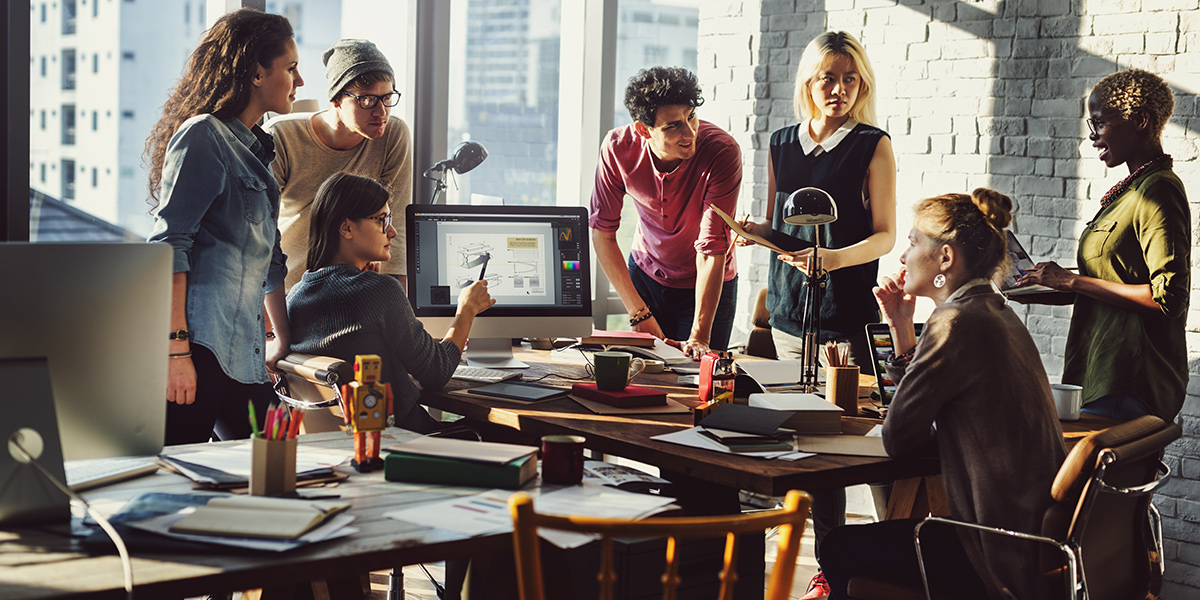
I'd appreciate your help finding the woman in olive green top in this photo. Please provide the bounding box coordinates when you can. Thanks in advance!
[1018,69,1189,421]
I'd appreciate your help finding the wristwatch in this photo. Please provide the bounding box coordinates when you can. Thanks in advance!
[169,328,191,341]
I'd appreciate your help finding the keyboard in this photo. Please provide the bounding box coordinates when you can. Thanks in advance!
[452,365,523,384]
[65,456,160,492]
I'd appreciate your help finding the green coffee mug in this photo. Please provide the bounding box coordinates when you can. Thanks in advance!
[591,351,645,391]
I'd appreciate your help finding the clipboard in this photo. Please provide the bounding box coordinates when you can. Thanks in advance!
[711,206,813,255]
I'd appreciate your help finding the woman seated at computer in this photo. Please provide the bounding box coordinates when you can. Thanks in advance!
[819,189,1067,600]
[287,173,494,433]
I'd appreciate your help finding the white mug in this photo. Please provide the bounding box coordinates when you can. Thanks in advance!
[1051,384,1082,421]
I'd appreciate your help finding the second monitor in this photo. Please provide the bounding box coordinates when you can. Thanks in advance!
[406,204,593,368]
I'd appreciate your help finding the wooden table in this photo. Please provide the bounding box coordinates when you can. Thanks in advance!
[0,430,510,600]
[423,346,1121,516]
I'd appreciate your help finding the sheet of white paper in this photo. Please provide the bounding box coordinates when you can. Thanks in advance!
[385,489,515,537]
[865,424,884,437]
[651,427,816,461]
[163,444,348,478]
[738,360,804,386]
[127,511,357,552]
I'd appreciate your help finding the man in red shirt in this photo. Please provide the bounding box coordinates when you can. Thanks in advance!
[590,67,742,358]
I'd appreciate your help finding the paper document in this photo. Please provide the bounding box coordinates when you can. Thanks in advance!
[711,206,811,255]
[128,510,356,552]
[738,360,804,386]
[160,444,347,484]
[651,427,815,461]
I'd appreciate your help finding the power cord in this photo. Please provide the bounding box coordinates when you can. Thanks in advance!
[9,435,135,600]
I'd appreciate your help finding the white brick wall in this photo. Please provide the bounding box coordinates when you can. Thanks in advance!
[699,1,1200,595]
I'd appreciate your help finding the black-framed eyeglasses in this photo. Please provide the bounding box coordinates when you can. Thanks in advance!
[341,89,401,110]
[1086,107,1138,135]
[360,212,393,232]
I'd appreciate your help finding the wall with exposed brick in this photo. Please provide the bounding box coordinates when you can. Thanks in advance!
[697,0,1200,595]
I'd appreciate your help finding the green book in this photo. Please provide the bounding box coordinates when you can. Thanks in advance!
[383,438,538,489]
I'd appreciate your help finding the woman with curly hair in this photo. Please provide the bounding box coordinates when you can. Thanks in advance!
[821,189,1066,600]
[145,8,304,444]
[1017,69,1190,421]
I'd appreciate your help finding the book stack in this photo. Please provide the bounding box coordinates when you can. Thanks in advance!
[571,382,666,408]
[747,393,843,434]
[384,436,539,489]
[581,329,657,348]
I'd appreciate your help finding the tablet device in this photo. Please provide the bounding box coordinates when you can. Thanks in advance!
[865,323,923,407]
[466,381,570,402]
[999,231,1056,296]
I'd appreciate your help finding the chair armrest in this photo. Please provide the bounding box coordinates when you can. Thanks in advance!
[912,517,1078,600]
[1097,455,1172,496]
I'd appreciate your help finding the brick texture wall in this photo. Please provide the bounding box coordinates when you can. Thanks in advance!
[696,0,1200,595]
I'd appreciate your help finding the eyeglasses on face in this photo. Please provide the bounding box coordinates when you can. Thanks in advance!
[1086,107,1139,135]
[361,212,393,232]
[341,89,401,110]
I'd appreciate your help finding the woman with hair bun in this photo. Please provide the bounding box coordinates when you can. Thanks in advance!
[819,189,1066,600]
[1017,68,1189,421]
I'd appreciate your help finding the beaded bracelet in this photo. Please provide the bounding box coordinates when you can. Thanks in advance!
[630,311,653,326]
[885,347,915,367]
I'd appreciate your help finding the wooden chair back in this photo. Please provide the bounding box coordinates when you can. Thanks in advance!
[509,489,812,600]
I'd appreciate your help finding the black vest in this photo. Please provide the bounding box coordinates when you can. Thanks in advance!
[767,122,888,339]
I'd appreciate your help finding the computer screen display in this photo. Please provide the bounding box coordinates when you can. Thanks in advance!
[406,205,593,366]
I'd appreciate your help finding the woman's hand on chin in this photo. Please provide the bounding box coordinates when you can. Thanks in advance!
[873,269,915,327]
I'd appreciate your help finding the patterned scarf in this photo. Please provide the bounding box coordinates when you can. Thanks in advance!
[1099,154,1171,209]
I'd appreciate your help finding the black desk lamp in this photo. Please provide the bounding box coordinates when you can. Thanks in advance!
[782,187,838,391]
[423,140,489,204]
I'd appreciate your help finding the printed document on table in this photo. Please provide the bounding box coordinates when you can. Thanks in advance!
[651,426,816,461]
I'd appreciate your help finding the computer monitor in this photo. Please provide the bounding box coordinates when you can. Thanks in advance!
[406,204,593,368]
[0,243,170,461]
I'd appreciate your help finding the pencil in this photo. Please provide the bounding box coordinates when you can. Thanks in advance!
[248,401,260,439]
[478,252,491,281]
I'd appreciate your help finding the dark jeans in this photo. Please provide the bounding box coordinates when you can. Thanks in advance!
[1081,393,1150,420]
[165,344,276,445]
[821,519,988,600]
[627,256,737,351]
[772,328,874,562]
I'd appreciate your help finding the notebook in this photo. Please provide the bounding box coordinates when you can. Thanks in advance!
[865,323,924,407]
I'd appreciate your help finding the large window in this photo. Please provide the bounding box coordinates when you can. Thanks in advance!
[443,0,562,207]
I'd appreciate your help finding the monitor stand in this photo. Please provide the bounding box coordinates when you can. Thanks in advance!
[0,358,70,526]
[464,338,529,369]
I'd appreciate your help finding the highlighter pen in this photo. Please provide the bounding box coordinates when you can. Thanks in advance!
[248,401,261,439]
[478,252,491,281]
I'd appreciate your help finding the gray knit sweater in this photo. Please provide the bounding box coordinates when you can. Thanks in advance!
[287,264,460,432]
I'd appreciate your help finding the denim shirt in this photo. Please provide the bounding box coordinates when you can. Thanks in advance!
[148,115,287,384]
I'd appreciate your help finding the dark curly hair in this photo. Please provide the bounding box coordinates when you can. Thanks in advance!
[144,8,294,207]
[623,67,705,127]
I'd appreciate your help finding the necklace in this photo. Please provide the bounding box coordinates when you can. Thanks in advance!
[1099,154,1171,209]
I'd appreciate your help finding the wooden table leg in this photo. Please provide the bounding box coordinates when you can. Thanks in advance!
[884,475,950,520]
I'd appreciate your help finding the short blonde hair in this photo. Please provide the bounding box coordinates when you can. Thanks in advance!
[793,31,878,126]
[1091,68,1174,140]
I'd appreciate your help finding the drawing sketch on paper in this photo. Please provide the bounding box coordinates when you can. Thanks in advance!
[446,232,548,296]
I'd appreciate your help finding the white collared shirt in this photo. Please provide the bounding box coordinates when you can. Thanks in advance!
[798,119,858,157]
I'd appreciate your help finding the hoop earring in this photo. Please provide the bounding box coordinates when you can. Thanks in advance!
[933,273,946,289]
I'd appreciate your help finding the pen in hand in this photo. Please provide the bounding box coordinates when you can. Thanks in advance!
[478,252,491,281]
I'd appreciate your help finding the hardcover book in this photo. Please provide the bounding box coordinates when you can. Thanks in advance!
[571,382,667,408]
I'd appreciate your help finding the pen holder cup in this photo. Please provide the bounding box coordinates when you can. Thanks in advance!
[251,436,298,496]
[826,366,860,416]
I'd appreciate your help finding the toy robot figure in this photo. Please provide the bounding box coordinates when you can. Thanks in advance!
[340,354,392,472]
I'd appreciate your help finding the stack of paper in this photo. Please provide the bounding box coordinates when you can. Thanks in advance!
[748,392,843,434]
[169,496,350,539]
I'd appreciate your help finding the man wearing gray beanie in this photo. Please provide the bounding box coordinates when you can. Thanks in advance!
[265,39,412,291]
